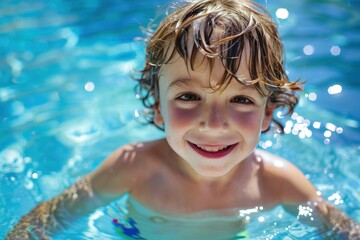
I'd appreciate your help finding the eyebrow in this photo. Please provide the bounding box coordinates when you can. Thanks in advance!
[167,78,199,91]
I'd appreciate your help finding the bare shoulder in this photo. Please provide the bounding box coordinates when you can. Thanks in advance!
[255,149,320,205]
[255,149,302,176]
[89,138,168,197]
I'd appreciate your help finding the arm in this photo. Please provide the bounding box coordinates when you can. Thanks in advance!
[272,157,360,238]
[297,200,360,239]
[6,142,150,239]
[6,176,104,240]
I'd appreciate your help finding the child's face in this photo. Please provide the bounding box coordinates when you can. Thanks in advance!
[154,51,273,178]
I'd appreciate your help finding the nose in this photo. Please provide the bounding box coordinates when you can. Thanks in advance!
[199,103,228,134]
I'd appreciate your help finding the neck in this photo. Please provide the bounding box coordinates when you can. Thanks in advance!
[171,149,259,190]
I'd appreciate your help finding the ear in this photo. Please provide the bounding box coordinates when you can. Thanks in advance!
[261,103,275,132]
[153,102,164,126]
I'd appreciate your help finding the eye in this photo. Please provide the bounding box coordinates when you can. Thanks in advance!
[176,93,201,101]
[230,96,254,105]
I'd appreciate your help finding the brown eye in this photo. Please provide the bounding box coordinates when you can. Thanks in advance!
[176,93,201,101]
[231,96,254,105]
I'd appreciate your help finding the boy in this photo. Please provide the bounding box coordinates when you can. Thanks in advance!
[7,0,360,239]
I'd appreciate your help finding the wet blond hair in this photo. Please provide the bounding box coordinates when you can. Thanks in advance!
[135,0,303,132]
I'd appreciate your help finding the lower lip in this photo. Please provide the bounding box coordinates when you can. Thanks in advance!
[188,142,238,159]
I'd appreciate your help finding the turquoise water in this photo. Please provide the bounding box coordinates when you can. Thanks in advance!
[1,0,359,239]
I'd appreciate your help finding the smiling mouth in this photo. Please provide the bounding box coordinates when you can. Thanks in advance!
[188,142,237,158]
[195,144,231,152]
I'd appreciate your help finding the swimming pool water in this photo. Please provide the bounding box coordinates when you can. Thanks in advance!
[1,0,360,239]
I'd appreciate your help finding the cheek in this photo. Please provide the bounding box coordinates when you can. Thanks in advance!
[229,110,263,131]
[167,105,199,129]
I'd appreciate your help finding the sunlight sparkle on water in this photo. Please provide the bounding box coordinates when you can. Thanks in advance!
[313,121,321,129]
[275,8,289,19]
[303,45,315,55]
[328,192,344,205]
[298,205,313,218]
[284,113,344,144]
[325,122,336,132]
[330,45,341,56]
[324,130,332,138]
[260,140,273,149]
[336,127,343,134]
[307,92,317,101]
[276,111,285,118]
[327,84,342,95]
[84,81,95,92]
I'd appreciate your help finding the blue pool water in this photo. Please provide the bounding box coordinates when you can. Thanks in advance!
[1,0,359,239]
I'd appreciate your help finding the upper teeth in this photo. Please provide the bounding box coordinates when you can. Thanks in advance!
[196,144,230,152]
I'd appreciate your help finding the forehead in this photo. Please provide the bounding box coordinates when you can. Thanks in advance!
[159,49,252,90]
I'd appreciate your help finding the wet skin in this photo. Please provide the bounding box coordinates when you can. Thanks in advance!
[154,53,273,179]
